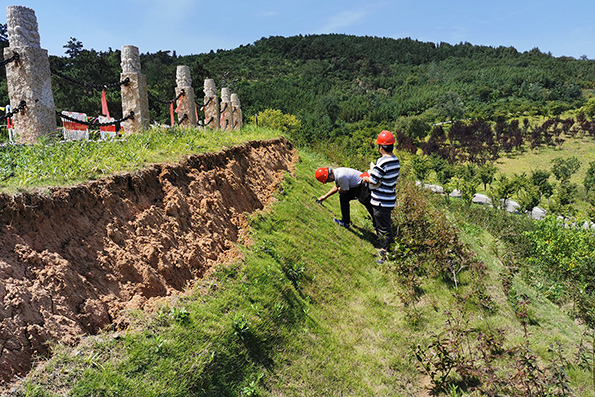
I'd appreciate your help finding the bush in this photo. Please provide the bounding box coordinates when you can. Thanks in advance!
[249,109,301,133]
[391,180,479,286]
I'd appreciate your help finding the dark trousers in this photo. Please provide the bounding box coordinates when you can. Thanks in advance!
[372,206,394,251]
[339,184,374,225]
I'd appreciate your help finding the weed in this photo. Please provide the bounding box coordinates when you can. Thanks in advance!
[446,383,463,397]
[152,334,167,354]
[241,373,264,396]
[281,260,307,290]
[170,306,191,324]
[231,312,251,340]
[546,341,574,396]
[509,290,534,330]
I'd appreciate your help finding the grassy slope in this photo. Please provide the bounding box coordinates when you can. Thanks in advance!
[10,145,594,396]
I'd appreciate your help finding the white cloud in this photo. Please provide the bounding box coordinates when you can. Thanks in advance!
[317,10,368,33]
[256,10,279,18]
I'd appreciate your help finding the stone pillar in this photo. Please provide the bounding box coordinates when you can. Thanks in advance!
[4,6,56,144]
[219,87,233,131]
[120,45,149,134]
[174,65,197,126]
[203,78,219,129]
[231,93,243,131]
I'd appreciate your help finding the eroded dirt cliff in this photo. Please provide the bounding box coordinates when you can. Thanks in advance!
[0,138,296,383]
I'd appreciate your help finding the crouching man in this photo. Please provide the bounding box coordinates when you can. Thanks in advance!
[315,166,373,229]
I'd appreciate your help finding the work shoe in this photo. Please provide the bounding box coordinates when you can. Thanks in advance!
[376,249,387,265]
[333,218,351,229]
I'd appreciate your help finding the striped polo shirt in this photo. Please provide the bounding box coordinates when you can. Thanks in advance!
[368,155,400,207]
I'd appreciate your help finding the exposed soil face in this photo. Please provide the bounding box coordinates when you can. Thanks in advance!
[0,138,296,384]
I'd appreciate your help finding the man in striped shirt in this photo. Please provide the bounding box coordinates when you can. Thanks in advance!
[361,130,400,264]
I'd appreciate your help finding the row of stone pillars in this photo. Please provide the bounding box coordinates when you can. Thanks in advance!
[2,5,243,144]
[203,78,243,131]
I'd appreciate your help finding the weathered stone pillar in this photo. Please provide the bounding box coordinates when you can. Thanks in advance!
[4,6,56,144]
[120,45,149,134]
[175,65,197,126]
[203,78,219,129]
[231,93,243,131]
[220,87,233,131]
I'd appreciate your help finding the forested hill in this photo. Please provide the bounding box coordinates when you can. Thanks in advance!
[194,35,595,131]
[2,33,595,141]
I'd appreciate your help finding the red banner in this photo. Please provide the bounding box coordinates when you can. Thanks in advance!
[101,89,110,118]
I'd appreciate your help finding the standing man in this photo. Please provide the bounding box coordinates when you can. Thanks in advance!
[361,130,400,264]
[315,166,373,229]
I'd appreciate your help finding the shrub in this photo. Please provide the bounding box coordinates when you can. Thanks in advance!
[391,180,480,286]
[249,109,301,133]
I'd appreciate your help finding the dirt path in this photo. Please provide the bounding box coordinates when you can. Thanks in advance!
[0,138,296,384]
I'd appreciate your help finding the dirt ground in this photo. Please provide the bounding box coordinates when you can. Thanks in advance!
[0,138,296,384]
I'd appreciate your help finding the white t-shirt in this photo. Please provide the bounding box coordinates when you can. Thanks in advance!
[333,167,362,192]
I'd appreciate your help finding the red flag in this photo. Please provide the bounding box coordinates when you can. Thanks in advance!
[175,93,184,113]
[101,89,110,118]
[170,101,175,126]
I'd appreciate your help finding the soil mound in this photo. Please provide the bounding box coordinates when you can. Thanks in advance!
[0,138,296,384]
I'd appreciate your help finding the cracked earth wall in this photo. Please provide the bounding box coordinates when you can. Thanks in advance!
[0,137,296,383]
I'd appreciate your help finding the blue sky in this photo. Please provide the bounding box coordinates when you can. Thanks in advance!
[3,0,595,59]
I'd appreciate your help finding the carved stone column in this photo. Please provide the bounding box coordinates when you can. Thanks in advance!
[231,93,243,131]
[203,79,219,129]
[174,65,197,126]
[120,45,149,134]
[220,87,233,131]
[4,6,56,144]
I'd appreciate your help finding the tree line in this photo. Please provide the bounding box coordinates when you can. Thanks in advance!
[2,33,595,134]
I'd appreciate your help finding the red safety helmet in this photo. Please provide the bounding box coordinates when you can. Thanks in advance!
[315,167,330,183]
[376,130,395,145]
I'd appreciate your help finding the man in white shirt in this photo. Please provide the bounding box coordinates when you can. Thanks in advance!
[315,166,373,229]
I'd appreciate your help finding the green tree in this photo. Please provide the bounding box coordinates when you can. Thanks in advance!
[580,97,595,118]
[411,155,432,183]
[584,161,595,195]
[551,156,581,183]
[437,91,465,121]
[491,174,517,210]
[318,96,341,125]
[437,163,456,186]
[454,164,479,205]
[395,116,431,144]
[552,182,579,216]
[531,169,555,206]
[477,162,497,191]
[63,37,83,58]
[511,172,530,201]
[517,183,541,212]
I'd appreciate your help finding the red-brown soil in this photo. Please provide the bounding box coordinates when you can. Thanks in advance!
[0,138,296,384]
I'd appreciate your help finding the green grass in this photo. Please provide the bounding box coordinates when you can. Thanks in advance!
[496,136,595,186]
[7,133,595,396]
[0,125,281,193]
